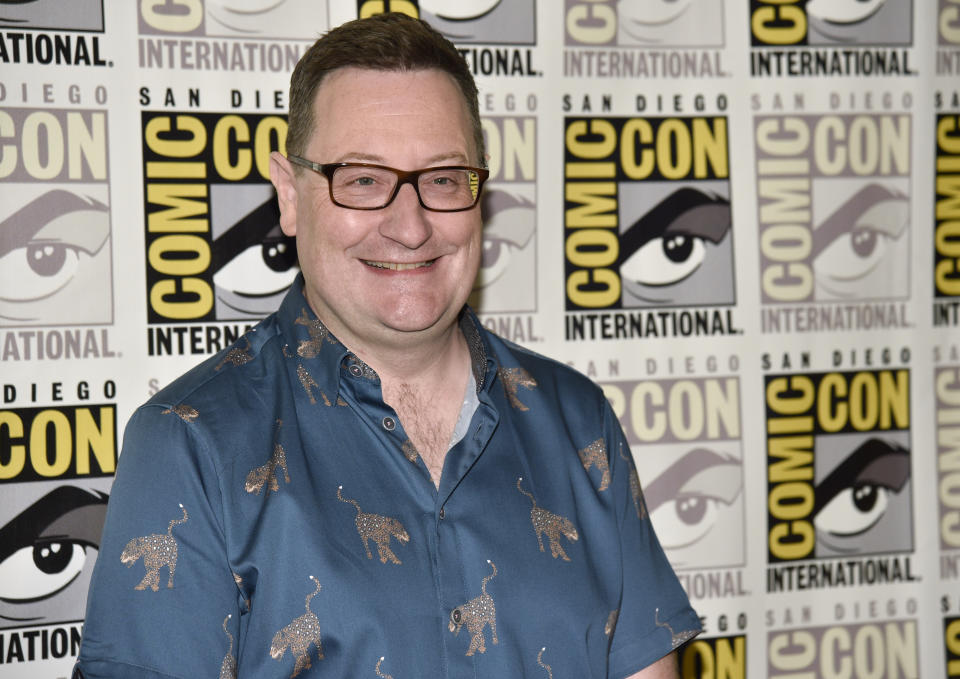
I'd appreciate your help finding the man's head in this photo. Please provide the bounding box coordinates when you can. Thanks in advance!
[270,15,487,355]
[286,13,484,167]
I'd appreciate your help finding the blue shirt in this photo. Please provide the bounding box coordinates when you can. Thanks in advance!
[75,278,700,679]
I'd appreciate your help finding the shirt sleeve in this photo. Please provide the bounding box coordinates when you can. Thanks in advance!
[602,399,702,679]
[74,404,243,679]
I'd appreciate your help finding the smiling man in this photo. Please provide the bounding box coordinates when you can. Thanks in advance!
[74,14,698,679]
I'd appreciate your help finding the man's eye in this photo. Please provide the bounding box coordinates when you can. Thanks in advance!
[354,176,377,186]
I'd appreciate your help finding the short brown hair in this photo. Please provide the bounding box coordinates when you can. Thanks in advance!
[286,13,484,166]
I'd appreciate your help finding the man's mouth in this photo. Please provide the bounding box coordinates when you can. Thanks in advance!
[363,259,435,271]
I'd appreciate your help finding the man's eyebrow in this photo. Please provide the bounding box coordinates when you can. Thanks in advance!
[0,487,109,562]
[332,151,471,166]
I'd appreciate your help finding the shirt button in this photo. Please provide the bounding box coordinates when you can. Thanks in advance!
[439,507,445,519]
[348,364,362,377]
[382,416,396,431]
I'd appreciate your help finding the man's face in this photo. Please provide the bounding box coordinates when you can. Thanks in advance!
[273,68,483,349]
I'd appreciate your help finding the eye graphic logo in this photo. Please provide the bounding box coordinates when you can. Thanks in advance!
[0,0,104,31]
[363,0,536,44]
[812,182,909,302]
[619,186,733,307]
[765,370,912,563]
[0,188,113,327]
[812,435,912,558]
[806,0,910,45]
[644,446,744,570]
[139,0,328,39]
[604,376,744,570]
[0,485,109,629]
[616,0,724,47]
[210,186,298,320]
[469,188,536,313]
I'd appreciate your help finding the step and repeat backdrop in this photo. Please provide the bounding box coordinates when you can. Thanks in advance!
[1,1,959,677]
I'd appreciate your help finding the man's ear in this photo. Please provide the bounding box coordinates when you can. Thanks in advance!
[270,151,299,237]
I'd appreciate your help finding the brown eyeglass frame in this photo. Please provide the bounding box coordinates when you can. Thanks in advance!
[287,156,489,212]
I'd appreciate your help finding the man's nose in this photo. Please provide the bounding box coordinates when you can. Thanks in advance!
[379,183,432,249]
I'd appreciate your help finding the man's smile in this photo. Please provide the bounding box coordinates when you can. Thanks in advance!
[362,259,436,271]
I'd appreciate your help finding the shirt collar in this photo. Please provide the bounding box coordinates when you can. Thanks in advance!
[277,275,497,398]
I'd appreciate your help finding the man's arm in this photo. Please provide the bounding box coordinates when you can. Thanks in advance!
[626,650,679,679]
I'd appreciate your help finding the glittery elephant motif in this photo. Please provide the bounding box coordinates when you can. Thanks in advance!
[219,614,237,679]
[578,438,610,491]
[120,504,188,591]
[271,577,324,678]
[516,477,578,561]
[449,560,498,656]
[245,421,291,495]
[498,366,537,411]
[338,486,409,565]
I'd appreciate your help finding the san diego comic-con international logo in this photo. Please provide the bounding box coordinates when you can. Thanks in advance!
[142,112,296,336]
[947,615,960,678]
[750,0,914,77]
[764,369,913,584]
[0,108,113,329]
[755,113,912,333]
[564,115,736,340]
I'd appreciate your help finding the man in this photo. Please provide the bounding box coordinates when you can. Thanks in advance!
[75,14,699,678]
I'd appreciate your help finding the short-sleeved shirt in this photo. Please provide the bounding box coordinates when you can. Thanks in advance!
[74,277,700,679]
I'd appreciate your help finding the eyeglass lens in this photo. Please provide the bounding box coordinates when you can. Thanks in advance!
[331,166,481,210]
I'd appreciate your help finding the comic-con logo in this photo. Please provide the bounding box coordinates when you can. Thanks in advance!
[564,116,732,311]
[142,112,295,324]
[0,0,104,32]
[468,115,537,314]
[603,376,744,571]
[750,0,912,46]
[755,114,911,307]
[0,108,112,328]
[936,114,960,301]
[0,398,114,636]
[564,0,724,48]
[359,0,535,45]
[138,0,328,40]
[936,367,960,551]
[768,620,919,678]
[765,370,912,564]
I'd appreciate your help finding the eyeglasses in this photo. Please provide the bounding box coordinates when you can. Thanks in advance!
[287,156,489,212]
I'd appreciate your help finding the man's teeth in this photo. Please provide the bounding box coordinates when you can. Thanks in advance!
[364,260,433,271]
